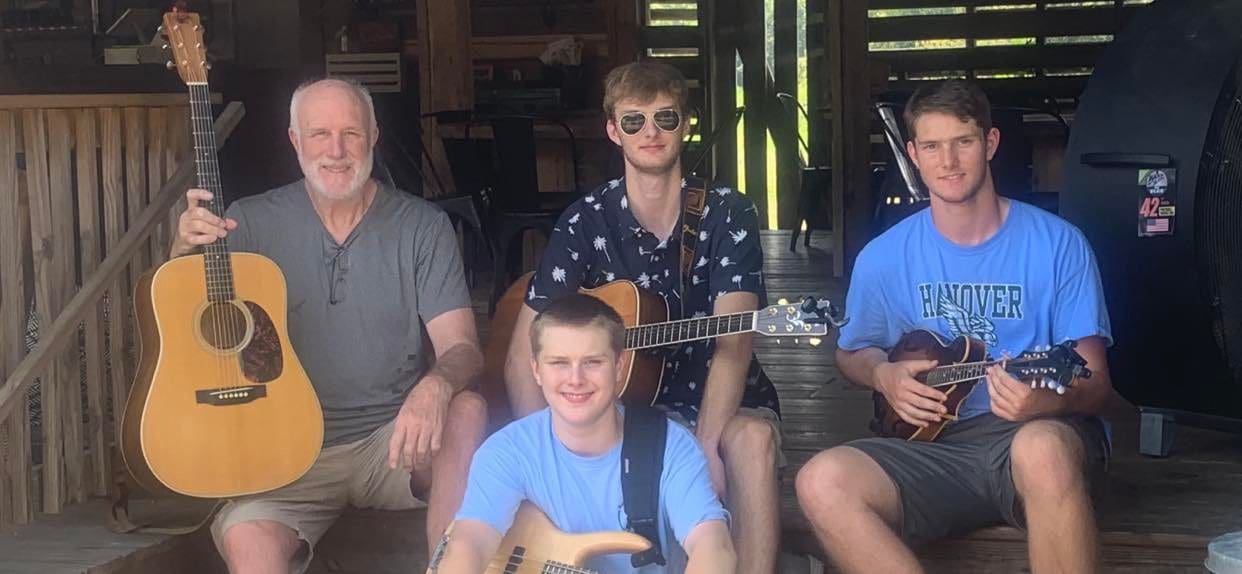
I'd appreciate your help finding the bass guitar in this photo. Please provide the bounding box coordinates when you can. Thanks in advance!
[428,501,652,574]
[483,271,845,428]
[120,10,323,498]
[870,329,1091,442]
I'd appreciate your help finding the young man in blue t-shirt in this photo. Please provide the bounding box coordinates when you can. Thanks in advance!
[796,80,1115,573]
[434,294,735,573]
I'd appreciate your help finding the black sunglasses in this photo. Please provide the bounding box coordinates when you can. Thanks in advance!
[617,109,682,136]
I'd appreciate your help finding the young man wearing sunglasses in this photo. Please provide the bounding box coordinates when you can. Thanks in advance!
[504,61,783,573]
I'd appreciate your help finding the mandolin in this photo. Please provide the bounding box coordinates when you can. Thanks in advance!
[120,10,322,498]
[428,501,653,574]
[870,329,1092,442]
[482,271,845,428]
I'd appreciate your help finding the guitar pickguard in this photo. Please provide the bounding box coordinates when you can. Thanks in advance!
[241,301,283,383]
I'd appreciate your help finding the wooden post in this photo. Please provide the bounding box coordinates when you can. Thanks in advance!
[0,110,31,527]
[825,0,869,277]
[705,0,738,185]
[45,109,86,506]
[740,0,768,226]
[774,0,800,229]
[608,0,639,67]
[417,0,473,199]
[74,108,109,497]
[22,109,64,513]
[100,108,130,441]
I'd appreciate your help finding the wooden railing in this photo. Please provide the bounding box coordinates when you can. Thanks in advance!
[0,95,244,530]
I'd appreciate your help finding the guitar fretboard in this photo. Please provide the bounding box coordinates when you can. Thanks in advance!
[188,82,234,302]
[624,311,756,349]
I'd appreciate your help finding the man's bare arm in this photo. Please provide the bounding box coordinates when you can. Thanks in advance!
[504,303,548,418]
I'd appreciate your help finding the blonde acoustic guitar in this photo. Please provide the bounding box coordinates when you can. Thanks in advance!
[427,501,653,574]
[120,11,322,499]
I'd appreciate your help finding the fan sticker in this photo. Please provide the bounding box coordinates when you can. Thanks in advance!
[1137,168,1176,237]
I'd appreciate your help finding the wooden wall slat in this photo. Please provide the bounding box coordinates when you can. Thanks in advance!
[123,108,149,277]
[99,108,129,440]
[146,108,167,268]
[74,108,108,497]
[21,109,64,513]
[740,0,769,226]
[868,7,1138,43]
[45,109,85,505]
[163,106,189,260]
[0,109,31,527]
[875,44,1103,74]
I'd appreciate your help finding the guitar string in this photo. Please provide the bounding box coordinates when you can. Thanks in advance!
[199,82,243,390]
[625,310,758,350]
[926,355,1048,388]
[189,82,225,393]
[192,82,237,392]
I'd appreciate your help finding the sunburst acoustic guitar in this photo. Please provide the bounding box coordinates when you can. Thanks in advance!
[120,11,322,498]
[482,271,846,428]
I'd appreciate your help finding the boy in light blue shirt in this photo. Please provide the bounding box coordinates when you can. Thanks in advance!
[796,80,1115,574]
[434,294,734,573]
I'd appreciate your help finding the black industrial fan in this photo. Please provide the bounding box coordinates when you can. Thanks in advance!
[1060,0,1242,455]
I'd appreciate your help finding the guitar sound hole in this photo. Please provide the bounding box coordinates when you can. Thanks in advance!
[200,301,249,351]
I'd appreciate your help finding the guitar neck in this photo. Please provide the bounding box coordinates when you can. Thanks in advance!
[924,361,998,388]
[188,81,235,301]
[625,311,757,350]
[924,357,1041,388]
[537,561,597,574]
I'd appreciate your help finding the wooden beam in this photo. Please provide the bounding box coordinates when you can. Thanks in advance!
[0,103,245,432]
[21,108,64,513]
[774,0,800,229]
[74,108,108,497]
[740,0,768,227]
[98,108,129,441]
[705,0,739,185]
[0,109,31,527]
[826,0,871,277]
[868,7,1139,42]
[417,0,472,199]
[607,0,639,66]
[0,94,219,110]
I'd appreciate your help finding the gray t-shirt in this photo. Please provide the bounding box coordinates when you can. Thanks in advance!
[224,180,470,446]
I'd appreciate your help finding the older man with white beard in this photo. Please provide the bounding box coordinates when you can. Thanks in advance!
[170,78,488,574]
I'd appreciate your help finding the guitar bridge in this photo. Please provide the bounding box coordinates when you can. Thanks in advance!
[195,385,267,406]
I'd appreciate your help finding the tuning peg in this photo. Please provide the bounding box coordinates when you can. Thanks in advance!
[794,338,800,345]
[156,24,164,33]
[808,337,822,347]
[204,61,212,70]
[777,297,789,305]
[162,43,169,50]
[166,60,176,70]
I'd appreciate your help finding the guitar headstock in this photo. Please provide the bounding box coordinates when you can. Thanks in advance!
[161,9,208,85]
[754,296,848,346]
[1007,341,1092,395]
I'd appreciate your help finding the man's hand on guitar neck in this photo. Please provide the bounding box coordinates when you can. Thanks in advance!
[171,188,237,258]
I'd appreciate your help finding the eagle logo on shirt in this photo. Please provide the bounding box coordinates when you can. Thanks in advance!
[938,289,998,346]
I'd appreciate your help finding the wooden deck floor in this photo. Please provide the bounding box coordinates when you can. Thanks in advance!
[2,230,1240,573]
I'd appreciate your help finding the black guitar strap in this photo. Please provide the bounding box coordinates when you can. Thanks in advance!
[621,404,669,567]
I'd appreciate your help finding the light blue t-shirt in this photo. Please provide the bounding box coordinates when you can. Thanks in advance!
[836,200,1112,420]
[454,407,729,573]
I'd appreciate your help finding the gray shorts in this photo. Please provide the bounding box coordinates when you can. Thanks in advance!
[846,414,1109,546]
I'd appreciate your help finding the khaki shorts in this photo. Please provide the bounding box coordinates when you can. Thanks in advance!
[656,405,788,469]
[210,419,426,573]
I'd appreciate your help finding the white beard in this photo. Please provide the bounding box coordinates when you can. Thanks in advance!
[300,149,374,200]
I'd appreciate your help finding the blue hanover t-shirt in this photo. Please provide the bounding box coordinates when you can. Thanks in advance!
[454,407,728,573]
[836,200,1112,420]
